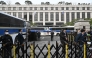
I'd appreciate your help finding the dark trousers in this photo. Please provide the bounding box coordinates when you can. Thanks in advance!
[16,45,24,53]
[3,47,12,58]
[38,36,40,40]
[51,36,54,41]
[60,38,66,53]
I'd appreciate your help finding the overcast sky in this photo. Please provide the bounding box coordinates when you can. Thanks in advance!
[3,0,92,4]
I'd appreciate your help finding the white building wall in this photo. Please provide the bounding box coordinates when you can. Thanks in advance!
[0,4,92,26]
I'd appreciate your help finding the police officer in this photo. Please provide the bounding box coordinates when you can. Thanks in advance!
[51,31,54,41]
[15,29,25,54]
[59,29,68,53]
[37,31,41,41]
[0,30,13,58]
[28,29,31,42]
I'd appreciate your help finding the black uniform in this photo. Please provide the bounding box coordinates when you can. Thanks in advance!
[15,33,25,54]
[28,30,32,41]
[0,34,13,58]
[37,31,41,40]
[51,31,54,41]
[59,31,68,53]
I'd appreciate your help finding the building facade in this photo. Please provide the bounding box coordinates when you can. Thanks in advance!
[0,4,92,26]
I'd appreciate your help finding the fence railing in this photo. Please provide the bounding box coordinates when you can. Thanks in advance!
[0,41,92,58]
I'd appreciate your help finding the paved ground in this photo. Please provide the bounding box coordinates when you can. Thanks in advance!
[40,35,60,41]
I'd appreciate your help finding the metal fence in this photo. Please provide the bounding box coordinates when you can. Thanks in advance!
[0,41,92,58]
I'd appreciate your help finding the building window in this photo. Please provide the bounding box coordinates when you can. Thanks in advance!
[61,7,64,10]
[34,12,38,21]
[56,23,64,26]
[56,12,59,21]
[19,7,22,10]
[82,7,85,10]
[2,7,5,10]
[13,7,16,10]
[35,23,43,26]
[40,12,43,21]
[51,7,54,10]
[61,12,64,21]
[66,12,69,22]
[40,7,43,10]
[34,7,37,10]
[87,12,90,19]
[45,12,48,21]
[24,7,27,10]
[7,12,11,15]
[29,12,32,21]
[45,7,48,10]
[24,12,27,20]
[72,7,75,10]
[82,12,85,19]
[0,7,2,10]
[13,12,16,16]
[87,7,90,10]
[45,23,53,26]
[8,7,11,10]
[71,12,75,20]
[18,12,22,18]
[55,7,58,10]
[77,12,80,19]
[76,7,79,10]
[30,7,32,10]
[66,7,69,10]
[50,12,54,21]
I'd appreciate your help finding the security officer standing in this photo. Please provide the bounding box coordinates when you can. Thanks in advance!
[0,30,13,58]
[51,31,54,41]
[37,31,41,41]
[15,29,25,54]
[59,29,68,53]
[28,29,31,42]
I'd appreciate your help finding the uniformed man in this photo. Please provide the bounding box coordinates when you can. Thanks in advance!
[15,29,25,54]
[37,31,41,41]
[59,29,68,53]
[51,31,54,41]
[0,30,13,58]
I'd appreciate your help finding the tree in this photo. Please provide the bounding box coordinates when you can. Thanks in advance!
[30,21,36,26]
[58,1,65,4]
[0,1,6,5]
[58,2,61,4]
[41,2,44,5]
[45,2,50,5]
[7,0,11,5]
[78,3,80,5]
[15,2,21,5]
[25,0,32,5]
[65,18,92,26]
[64,19,78,26]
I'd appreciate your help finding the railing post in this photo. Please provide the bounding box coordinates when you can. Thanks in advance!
[13,45,16,58]
[18,42,19,58]
[71,41,72,58]
[48,42,50,58]
[84,42,86,58]
[75,43,77,58]
[65,43,68,58]
[30,43,34,58]
[26,42,27,58]
[56,41,58,58]
[33,41,35,58]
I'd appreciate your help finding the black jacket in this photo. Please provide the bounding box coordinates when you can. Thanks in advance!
[15,33,24,45]
[0,34,13,47]
[51,32,54,37]
[59,31,68,41]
